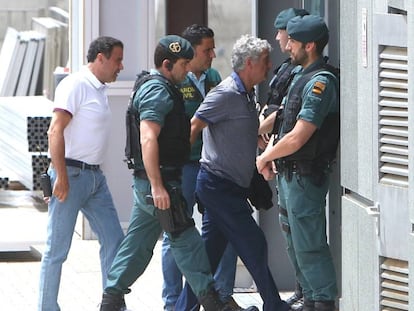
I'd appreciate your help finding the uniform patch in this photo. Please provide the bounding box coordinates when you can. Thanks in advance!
[312,81,326,95]
[179,86,197,100]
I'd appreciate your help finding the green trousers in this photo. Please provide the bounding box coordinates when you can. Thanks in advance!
[105,177,214,298]
[277,173,337,301]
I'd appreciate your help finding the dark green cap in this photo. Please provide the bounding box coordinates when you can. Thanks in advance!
[274,8,309,30]
[287,15,329,43]
[159,35,194,59]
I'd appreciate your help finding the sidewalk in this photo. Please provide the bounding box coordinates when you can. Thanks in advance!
[0,190,292,310]
[1,236,269,311]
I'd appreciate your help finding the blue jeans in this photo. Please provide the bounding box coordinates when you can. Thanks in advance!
[161,162,238,310]
[175,167,290,311]
[38,166,124,311]
[105,177,215,299]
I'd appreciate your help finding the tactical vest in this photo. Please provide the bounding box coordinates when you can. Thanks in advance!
[278,64,340,165]
[125,71,190,169]
[262,58,297,118]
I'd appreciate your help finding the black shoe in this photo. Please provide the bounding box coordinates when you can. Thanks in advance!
[286,292,303,306]
[314,300,335,311]
[302,298,315,311]
[199,289,258,311]
[223,296,242,310]
[290,298,304,311]
[99,292,127,311]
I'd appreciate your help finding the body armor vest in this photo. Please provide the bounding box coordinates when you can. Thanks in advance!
[278,64,340,165]
[125,71,190,169]
[263,58,296,118]
[157,87,190,166]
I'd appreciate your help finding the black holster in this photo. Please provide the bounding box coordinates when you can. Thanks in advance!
[156,186,195,236]
[276,160,327,186]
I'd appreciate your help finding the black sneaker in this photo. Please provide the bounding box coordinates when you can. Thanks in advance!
[199,289,258,311]
[99,292,127,311]
[290,298,304,311]
[286,292,303,306]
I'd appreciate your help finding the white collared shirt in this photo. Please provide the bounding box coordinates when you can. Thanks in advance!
[53,66,111,165]
[188,71,207,98]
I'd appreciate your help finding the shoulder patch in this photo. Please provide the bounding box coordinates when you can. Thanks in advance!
[312,81,326,95]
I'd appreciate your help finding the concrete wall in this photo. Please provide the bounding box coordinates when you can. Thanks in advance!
[340,1,414,310]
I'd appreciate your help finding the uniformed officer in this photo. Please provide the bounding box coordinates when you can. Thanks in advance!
[99,35,257,311]
[260,7,308,125]
[256,15,339,311]
[259,9,309,311]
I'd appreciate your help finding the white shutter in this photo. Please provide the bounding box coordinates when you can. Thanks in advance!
[380,258,409,311]
[378,46,408,187]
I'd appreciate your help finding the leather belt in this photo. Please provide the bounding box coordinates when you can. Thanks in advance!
[133,168,181,182]
[65,158,100,170]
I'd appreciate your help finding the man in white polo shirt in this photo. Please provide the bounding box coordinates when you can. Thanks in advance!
[38,36,125,311]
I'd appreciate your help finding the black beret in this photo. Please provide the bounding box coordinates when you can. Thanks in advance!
[274,8,309,30]
[159,35,194,59]
[287,15,329,43]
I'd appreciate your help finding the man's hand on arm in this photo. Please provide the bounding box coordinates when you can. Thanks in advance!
[256,119,317,179]
[140,120,170,210]
[258,111,276,135]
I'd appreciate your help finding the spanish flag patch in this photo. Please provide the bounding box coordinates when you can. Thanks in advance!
[312,81,326,95]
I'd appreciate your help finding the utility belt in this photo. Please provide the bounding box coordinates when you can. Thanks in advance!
[133,167,182,182]
[276,159,328,186]
[276,160,313,179]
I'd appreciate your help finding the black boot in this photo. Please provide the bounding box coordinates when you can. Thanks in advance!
[314,300,335,311]
[199,289,259,311]
[302,298,315,311]
[223,296,243,310]
[99,292,127,311]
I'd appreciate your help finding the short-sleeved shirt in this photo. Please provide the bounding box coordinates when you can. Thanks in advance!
[53,66,110,165]
[197,72,259,188]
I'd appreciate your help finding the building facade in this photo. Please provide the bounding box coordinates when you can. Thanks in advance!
[68,1,413,310]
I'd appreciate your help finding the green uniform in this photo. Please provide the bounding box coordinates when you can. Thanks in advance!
[277,58,339,302]
[104,70,214,298]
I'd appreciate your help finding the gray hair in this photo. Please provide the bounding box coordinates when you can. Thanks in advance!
[231,34,272,72]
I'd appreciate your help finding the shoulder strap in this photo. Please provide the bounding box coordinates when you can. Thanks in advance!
[129,70,183,110]
[273,64,338,136]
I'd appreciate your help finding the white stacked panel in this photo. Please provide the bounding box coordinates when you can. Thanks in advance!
[32,17,68,100]
[0,96,53,190]
[15,31,46,96]
[0,28,20,96]
[0,27,46,97]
